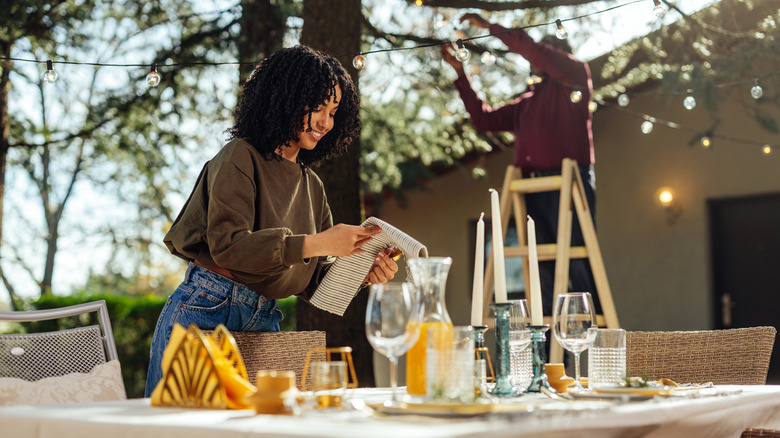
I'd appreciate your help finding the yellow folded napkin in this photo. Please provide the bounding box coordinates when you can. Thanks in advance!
[151,324,256,409]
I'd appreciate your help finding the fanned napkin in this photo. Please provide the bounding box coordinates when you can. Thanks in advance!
[310,217,428,316]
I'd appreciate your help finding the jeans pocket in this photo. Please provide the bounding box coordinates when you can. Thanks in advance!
[177,282,230,330]
[240,299,283,332]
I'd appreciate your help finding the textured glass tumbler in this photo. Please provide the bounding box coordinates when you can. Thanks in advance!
[508,330,532,392]
[426,325,475,402]
[587,328,626,389]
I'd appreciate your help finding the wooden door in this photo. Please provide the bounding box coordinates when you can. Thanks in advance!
[710,193,780,383]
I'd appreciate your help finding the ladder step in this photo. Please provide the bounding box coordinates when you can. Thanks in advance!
[504,244,588,261]
[509,175,563,194]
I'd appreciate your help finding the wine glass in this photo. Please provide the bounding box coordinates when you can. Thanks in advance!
[552,292,597,393]
[365,282,421,406]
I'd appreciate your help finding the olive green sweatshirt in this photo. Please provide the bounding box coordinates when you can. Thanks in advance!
[163,138,334,300]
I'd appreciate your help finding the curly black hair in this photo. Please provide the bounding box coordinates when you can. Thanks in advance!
[226,45,360,166]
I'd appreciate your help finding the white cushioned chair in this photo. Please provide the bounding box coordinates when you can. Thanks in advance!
[0,300,126,405]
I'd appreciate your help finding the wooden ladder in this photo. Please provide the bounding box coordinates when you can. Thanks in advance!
[482,159,620,363]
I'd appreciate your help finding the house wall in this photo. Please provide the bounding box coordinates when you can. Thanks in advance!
[373,89,780,335]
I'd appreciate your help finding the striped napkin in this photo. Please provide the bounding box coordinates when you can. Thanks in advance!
[310,217,428,316]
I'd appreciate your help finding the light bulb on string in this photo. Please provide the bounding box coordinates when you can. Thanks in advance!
[570,90,582,103]
[683,92,696,110]
[480,51,496,66]
[641,119,654,134]
[526,75,542,86]
[555,19,568,40]
[618,93,630,107]
[146,63,161,87]
[41,60,59,84]
[415,0,422,5]
[472,166,487,180]
[352,54,366,70]
[455,39,471,62]
[762,144,773,156]
[751,79,763,99]
[652,0,667,18]
[588,101,598,112]
[700,136,712,149]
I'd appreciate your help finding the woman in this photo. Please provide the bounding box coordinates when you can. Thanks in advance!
[145,46,398,396]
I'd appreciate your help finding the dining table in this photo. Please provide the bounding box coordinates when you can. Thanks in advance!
[2,385,780,438]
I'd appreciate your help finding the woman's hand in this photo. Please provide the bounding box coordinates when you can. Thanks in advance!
[365,247,399,285]
[303,224,381,258]
[460,13,491,29]
[441,44,465,74]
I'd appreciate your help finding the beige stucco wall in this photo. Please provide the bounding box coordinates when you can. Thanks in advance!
[372,89,780,335]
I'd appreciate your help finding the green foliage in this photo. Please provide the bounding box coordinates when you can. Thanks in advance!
[278,296,297,332]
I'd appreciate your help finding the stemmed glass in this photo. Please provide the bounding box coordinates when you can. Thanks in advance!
[552,292,597,393]
[365,282,421,406]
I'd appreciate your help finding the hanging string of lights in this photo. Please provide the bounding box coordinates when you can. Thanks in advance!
[2,0,776,154]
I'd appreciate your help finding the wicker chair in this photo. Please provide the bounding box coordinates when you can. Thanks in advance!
[0,300,126,404]
[204,330,326,390]
[626,327,778,438]
[626,326,776,385]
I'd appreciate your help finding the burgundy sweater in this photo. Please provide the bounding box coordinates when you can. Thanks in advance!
[454,24,594,172]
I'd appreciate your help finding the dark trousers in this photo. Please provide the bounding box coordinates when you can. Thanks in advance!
[523,164,601,316]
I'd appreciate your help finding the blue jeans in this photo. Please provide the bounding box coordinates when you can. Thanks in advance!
[144,263,283,397]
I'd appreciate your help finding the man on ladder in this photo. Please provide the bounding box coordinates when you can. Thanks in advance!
[442,13,601,318]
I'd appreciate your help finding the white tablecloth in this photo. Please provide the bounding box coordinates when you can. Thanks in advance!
[2,386,779,438]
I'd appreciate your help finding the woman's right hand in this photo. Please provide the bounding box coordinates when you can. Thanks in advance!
[303,224,382,258]
[441,44,465,74]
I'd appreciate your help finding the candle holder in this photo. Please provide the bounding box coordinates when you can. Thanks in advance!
[527,325,553,393]
[488,303,520,397]
[470,325,494,399]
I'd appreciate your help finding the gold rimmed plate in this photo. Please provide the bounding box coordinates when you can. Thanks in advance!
[366,401,535,418]
[591,386,676,396]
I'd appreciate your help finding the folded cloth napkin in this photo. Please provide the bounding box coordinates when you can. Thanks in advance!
[310,217,428,316]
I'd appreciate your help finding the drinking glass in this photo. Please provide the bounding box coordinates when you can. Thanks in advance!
[552,292,597,393]
[365,282,421,406]
[508,299,532,392]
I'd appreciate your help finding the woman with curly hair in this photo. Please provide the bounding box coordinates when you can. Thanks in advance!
[145,46,397,395]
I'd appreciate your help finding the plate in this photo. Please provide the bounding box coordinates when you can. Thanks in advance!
[366,401,535,417]
[591,386,676,396]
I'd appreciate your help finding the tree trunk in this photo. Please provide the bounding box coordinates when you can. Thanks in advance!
[238,0,286,84]
[0,40,14,308]
[298,0,374,387]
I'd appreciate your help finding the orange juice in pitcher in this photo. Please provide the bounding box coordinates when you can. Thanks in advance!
[404,257,453,396]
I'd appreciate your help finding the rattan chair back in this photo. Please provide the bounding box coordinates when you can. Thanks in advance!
[626,326,776,385]
[203,330,326,390]
[0,300,119,381]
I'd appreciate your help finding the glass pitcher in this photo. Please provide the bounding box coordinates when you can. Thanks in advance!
[405,257,453,396]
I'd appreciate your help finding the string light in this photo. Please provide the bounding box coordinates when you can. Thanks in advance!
[588,101,598,112]
[526,75,542,86]
[652,0,667,18]
[641,118,654,134]
[480,51,496,66]
[555,19,568,40]
[41,60,59,84]
[762,144,773,155]
[146,63,161,87]
[701,136,712,149]
[570,90,583,103]
[683,91,696,110]
[352,53,366,70]
[618,93,630,107]
[751,79,763,99]
[455,39,471,62]
[415,0,423,5]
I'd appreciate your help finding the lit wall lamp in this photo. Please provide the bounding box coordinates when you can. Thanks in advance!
[656,187,682,224]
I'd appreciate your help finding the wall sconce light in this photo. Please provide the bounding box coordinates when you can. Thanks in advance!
[656,187,682,224]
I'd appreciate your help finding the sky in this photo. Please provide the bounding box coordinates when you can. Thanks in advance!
[0,0,717,305]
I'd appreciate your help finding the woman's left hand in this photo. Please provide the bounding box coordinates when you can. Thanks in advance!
[366,248,399,285]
